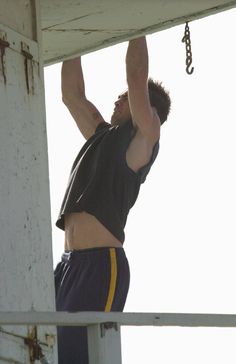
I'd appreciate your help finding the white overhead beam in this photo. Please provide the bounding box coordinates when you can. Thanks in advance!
[40,0,236,65]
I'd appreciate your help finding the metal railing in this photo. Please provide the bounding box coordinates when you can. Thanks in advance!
[1,311,236,364]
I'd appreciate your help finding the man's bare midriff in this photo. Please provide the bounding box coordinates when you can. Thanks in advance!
[64,211,123,250]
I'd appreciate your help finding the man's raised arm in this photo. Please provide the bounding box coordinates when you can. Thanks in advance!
[126,37,160,143]
[61,57,105,140]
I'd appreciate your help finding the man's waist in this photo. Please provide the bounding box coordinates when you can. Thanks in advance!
[64,211,123,250]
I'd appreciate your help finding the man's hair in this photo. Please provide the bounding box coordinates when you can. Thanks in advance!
[148,78,171,124]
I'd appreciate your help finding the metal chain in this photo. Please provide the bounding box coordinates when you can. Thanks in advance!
[182,22,194,75]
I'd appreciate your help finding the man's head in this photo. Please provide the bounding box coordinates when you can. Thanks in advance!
[147,78,171,125]
[110,79,171,126]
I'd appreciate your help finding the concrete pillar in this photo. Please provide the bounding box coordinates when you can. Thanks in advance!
[88,323,122,364]
[0,1,56,363]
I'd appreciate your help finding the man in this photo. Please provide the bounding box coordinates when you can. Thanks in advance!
[54,36,171,364]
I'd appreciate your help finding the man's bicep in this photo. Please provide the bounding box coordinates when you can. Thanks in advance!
[128,83,160,142]
[64,96,105,140]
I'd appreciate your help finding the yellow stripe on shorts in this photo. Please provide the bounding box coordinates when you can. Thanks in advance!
[105,248,117,312]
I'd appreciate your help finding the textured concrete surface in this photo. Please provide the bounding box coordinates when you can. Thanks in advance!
[41,0,236,65]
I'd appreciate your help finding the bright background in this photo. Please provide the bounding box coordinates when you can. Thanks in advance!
[44,8,236,364]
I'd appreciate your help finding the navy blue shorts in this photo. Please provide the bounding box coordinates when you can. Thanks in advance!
[54,247,130,364]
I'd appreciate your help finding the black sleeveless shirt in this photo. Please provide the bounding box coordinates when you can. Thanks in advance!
[56,120,159,243]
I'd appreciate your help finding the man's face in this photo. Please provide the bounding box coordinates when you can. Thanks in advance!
[110,92,131,126]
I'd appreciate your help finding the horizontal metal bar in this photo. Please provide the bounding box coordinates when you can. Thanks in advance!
[0,312,236,328]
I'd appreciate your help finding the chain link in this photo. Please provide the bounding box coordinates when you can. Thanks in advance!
[182,22,194,75]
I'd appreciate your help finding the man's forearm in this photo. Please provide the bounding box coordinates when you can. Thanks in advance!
[126,36,149,84]
[61,57,85,103]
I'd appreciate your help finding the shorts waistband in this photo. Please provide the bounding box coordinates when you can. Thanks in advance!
[61,246,124,263]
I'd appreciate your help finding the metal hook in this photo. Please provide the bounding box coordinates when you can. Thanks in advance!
[186,64,194,75]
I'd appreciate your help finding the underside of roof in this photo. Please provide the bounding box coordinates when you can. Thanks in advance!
[41,0,236,65]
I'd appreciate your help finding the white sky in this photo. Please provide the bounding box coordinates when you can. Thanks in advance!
[44,8,236,364]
